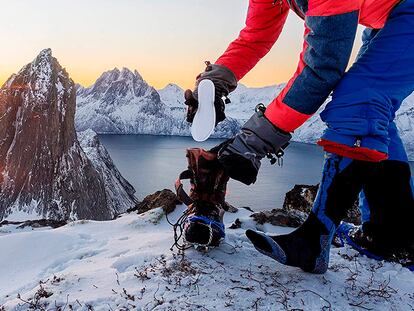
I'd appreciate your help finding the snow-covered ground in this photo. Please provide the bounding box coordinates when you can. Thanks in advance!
[1,207,413,310]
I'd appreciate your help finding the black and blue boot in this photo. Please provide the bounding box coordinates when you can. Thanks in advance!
[337,160,414,270]
[246,154,374,273]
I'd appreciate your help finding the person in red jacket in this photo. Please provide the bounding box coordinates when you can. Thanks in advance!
[183,0,414,273]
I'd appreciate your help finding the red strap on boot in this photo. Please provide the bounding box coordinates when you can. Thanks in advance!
[175,169,194,206]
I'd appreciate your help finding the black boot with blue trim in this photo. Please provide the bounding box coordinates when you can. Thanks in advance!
[336,160,414,271]
[246,154,374,273]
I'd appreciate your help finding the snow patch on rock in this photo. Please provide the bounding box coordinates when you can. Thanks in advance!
[78,129,138,215]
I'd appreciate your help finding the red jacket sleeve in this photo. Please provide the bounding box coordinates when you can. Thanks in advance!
[215,0,290,81]
[265,0,360,132]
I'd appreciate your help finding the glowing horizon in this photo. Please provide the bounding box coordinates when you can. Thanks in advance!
[0,0,362,91]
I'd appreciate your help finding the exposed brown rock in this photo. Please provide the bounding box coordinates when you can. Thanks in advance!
[249,184,361,228]
[251,209,305,228]
[132,187,237,216]
[283,184,319,214]
[283,184,361,225]
[132,189,180,215]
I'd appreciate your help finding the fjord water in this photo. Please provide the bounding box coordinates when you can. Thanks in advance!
[99,135,414,211]
[99,135,323,210]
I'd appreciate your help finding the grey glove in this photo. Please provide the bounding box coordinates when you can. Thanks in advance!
[185,61,237,125]
[218,107,292,185]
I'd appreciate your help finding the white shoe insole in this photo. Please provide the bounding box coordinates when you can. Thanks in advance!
[191,79,216,142]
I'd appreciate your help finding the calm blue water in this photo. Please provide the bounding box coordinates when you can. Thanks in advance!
[99,135,414,211]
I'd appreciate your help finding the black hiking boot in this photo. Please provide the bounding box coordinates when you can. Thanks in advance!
[184,201,225,247]
[334,160,414,271]
[359,160,414,268]
[337,222,414,270]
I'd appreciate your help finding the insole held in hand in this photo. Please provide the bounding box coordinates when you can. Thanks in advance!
[191,79,216,142]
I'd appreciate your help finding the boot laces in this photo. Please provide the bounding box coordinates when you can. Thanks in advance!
[166,208,193,252]
[166,203,218,251]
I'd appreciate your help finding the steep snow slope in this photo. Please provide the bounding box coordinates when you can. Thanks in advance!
[1,207,413,310]
[78,130,138,215]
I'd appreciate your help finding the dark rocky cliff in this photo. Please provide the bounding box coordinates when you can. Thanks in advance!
[0,49,136,221]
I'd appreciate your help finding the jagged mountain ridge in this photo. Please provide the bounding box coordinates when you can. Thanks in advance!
[76,68,168,134]
[0,50,137,221]
[75,69,242,138]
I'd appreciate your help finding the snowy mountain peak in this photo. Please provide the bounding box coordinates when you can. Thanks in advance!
[76,67,170,133]
[38,47,52,58]
[133,69,143,80]
[89,68,120,94]
[79,67,156,101]
[1,49,73,115]
[29,48,53,76]
[117,67,144,81]
[21,48,70,103]
[120,67,134,79]
[161,83,183,92]
[159,83,184,110]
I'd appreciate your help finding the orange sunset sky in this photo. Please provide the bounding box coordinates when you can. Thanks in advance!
[0,0,362,90]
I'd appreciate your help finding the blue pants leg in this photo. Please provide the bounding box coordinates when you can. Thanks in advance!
[320,0,414,155]
[319,0,414,249]
[350,14,414,224]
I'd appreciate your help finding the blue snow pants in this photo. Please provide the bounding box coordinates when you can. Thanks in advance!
[321,0,414,157]
[317,0,414,225]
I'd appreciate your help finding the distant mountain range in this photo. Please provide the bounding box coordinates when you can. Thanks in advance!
[75,67,414,160]
[75,68,241,138]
